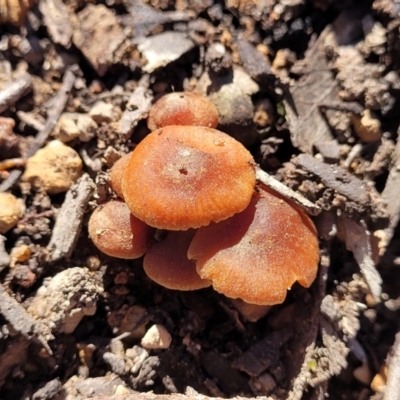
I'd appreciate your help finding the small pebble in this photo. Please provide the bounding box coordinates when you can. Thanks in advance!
[9,243,31,268]
[22,140,82,194]
[351,109,382,143]
[258,373,276,393]
[141,324,172,350]
[371,365,387,393]
[0,193,25,234]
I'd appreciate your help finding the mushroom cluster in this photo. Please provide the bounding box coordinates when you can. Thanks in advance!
[89,92,319,305]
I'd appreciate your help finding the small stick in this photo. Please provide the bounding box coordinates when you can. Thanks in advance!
[256,167,321,216]
[0,68,75,192]
[0,158,26,171]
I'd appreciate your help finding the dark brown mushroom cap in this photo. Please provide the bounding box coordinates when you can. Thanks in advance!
[144,230,211,290]
[109,152,132,200]
[122,125,256,230]
[147,92,219,131]
[88,200,155,259]
[188,185,319,305]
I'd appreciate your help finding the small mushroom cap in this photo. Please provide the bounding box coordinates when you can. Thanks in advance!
[122,125,256,230]
[88,200,155,259]
[147,92,219,131]
[144,230,211,290]
[188,185,319,305]
[109,153,132,200]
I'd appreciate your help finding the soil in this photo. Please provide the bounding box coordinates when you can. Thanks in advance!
[0,0,400,399]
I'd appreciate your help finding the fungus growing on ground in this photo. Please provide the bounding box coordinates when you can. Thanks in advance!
[147,92,219,131]
[188,185,319,305]
[143,230,211,290]
[109,152,132,200]
[88,200,155,259]
[122,125,256,230]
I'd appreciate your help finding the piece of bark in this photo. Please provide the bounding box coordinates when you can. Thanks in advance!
[381,132,400,248]
[0,68,75,193]
[0,235,10,271]
[0,73,32,113]
[0,284,52,349]
[39,0,73,47]
[284,28,338,154]
[236,40,273,85]
[47,173,95,261]
[119,77,153,139]
[138,32,195,73]
[294,154,370,205]
[72,4,127,76]
[256,167,321,216]
[383,331,400,400]
[123,0,193,38]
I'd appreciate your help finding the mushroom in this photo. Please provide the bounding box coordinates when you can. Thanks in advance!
[147,92,219,131]
[188,185,319,305]
[109,152,132,200]
[88,200,155,259]
[143,230,211,290]
[121,125,256,230]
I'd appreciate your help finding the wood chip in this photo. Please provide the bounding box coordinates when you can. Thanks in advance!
[293,153,370,205]
[47,173,95,261]
[138,32,195,73]
[119,77,153,140]
[0,73,32,114]
[72,4,127,76]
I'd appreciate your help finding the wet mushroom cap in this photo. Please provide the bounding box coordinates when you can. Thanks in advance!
[188,185,319,305]
[122,125,256,230]
[144,230,211,290]
[88,200,155,259]
[109,152,132,200]
[147,92,219,131]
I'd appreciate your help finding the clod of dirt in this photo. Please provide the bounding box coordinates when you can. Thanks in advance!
[26,267,103,337]
[141,324,172,350]
[72,4,129,76]
[0,192,25,234]
[22,140,83,194]
[54,113,97,143]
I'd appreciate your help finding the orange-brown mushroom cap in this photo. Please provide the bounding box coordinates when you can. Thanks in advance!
[88,200,155,259]
[188,185,320,305]
[109,152,132,200]
[122,125,256,230]
[147,92,219,131]
[144,230,211,290]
